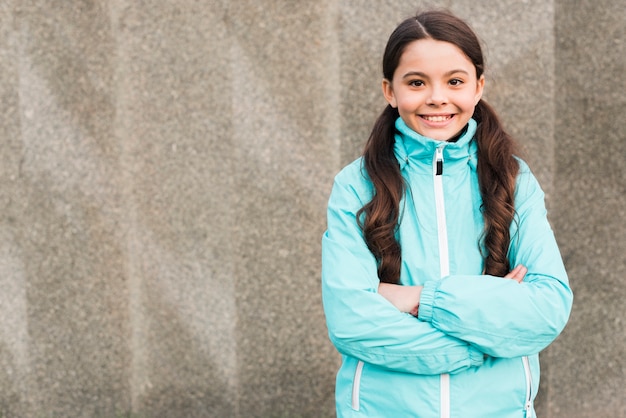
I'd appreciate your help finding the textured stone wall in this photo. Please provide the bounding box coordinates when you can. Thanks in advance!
[0,1,623,417]
[550,0,626,416]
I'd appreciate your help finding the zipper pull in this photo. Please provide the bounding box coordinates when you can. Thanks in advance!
[434,147,444,176]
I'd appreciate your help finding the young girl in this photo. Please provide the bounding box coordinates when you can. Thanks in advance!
[321,10,573,418]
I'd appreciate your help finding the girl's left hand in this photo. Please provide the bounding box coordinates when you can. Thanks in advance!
[504,264,527,283]
[378,283,422,317]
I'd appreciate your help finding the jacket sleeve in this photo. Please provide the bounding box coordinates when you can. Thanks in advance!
[418,164,573,358]
[322,172,484,375]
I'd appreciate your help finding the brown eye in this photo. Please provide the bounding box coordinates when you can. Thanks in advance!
[409,80,424,87]
[449,78,464,86]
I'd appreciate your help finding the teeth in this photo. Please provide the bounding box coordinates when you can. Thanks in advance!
[423,115,451,122]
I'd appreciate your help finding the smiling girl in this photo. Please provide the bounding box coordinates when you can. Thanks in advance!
[321,10,573,418]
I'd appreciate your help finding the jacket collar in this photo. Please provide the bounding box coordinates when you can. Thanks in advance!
[394,117,478,171]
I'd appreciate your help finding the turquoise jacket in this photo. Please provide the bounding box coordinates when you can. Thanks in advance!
[321,118,573,418]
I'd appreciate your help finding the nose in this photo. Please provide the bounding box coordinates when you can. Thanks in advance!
[426,84,447,106]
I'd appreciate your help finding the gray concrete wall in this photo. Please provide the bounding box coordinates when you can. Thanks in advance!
[0,1,622,417]
[549,0,626,416]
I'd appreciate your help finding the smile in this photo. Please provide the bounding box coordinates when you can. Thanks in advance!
[421,115,453,122]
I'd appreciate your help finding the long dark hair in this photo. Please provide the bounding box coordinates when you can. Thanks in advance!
[357,10,519,283]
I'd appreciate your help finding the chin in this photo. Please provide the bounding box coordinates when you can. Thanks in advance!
[422,130,456,142]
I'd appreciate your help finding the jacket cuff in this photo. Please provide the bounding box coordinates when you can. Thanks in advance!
[417,280,438,322]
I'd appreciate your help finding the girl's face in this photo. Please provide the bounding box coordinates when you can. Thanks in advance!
[382,39,484,141]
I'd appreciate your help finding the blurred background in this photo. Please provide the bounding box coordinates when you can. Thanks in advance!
[0,1,624,417]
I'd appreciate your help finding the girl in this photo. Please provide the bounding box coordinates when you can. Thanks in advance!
[321,10,573,418]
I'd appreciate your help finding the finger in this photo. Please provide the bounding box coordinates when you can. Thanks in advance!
[504,265,526,283]
[504,264,522,279]
[510,265,527,283]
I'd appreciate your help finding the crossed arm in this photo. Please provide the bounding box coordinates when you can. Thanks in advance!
[379,265,528,316]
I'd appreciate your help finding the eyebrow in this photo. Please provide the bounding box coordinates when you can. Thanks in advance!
[402,69,470,79]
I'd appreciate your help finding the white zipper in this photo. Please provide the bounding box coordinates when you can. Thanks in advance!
[433,147,449,278]
[433,146,451,418]
[522,356,533,417]
[351,360,364,410]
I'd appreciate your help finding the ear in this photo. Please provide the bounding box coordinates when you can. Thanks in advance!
[382,79,397,108]
[474,74,485,104]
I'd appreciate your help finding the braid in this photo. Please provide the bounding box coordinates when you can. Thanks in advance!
[357,105,404,283]
[474,100,520,276]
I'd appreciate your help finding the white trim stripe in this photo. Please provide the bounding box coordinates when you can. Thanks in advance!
[440,373,450,418]
[351,360,364,411]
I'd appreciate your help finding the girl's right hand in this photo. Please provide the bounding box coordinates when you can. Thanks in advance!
[504,264,527,283]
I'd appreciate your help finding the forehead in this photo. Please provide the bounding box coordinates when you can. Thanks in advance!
[397,39,475,74]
